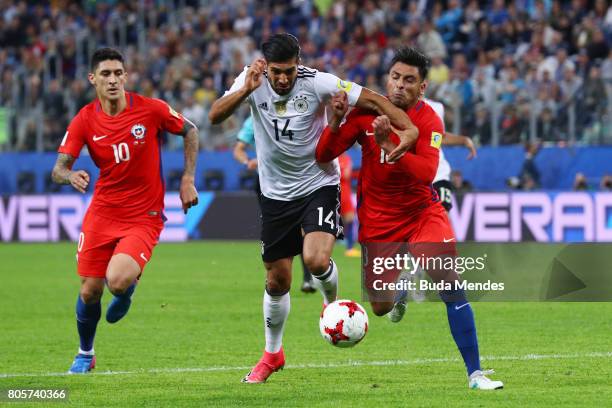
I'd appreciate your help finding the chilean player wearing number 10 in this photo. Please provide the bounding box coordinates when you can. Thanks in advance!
[316,47,503,390]
[209,33,419,383]
[52,48,199,374]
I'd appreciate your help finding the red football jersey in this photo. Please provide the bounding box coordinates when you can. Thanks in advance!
[58,92,185,221]
[316,99,444,241]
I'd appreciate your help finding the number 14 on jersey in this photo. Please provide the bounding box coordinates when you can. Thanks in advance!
[272,119,293,141]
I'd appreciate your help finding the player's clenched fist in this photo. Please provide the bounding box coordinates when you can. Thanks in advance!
[69,170,90,193]
[180,177,199,214]
[330,92,348,119]
[388,124,418,162]
[244,58,266,92]
[372,115,396,157]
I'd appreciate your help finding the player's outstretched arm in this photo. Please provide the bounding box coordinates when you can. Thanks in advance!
[355,88,419,161]
[208,59,266,125]
[51,153,90,193]
[177,121,199,214]
[443,132,477,159]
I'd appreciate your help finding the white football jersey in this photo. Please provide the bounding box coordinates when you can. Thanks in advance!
[424,98,451,183]
[226,66,363,200]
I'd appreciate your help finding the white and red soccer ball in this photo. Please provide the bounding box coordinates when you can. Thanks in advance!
[319,299,369,348]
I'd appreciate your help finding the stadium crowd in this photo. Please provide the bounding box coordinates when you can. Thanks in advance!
[0,0,610,151]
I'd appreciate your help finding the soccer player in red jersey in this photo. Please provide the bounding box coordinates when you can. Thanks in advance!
[51,48,199,374]
[316,47,503,390]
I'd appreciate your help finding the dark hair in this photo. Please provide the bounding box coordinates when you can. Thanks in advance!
[90,47,125,72]
[388,47,431,80]
[261,33,300,63]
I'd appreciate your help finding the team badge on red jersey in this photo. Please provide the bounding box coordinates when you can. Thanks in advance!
[131,124,146,141]
[430,131,442,149]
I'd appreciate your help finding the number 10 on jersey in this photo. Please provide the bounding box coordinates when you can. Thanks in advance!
[111,143,130,163]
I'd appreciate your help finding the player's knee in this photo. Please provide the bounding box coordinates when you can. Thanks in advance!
[303,253,329,275]
[106,276,133,296]
[265,265,291,294]
[80,286,103,304]
[370,301,393,316]
[266,276,290,294]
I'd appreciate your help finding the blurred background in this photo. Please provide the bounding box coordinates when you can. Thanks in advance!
[0,0,610,243]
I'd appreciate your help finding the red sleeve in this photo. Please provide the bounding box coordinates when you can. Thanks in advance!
[393,113,443,184]
[152,98,186,134]
[315,109,364,162]
[57,110,87,158]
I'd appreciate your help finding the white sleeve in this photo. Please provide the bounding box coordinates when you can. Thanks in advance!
[224,66,250,100]
[313,71,363,106]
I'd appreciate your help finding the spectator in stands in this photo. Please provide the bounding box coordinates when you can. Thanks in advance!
[69,79,93,112]
[427,55,450,98]
[586,28,610,61]
[537,107,559,142]
[487,0,510,26]
[417,19,447,60]
[538,48,575,82]
[473,51,496,81]
[582,65,607,128]
[43,79,66,120]
[559,66,583,104]
[472,70,497,107]
[500,105,525,144]
[573,172,590,190]
[600,175,612,191]
[178,95,206,151]
[472,104,492,145]
[435,0,463,44]
[499,66,527,106]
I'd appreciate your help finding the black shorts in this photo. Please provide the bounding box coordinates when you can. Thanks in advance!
[433,180,453,212]
[260,185,342,262]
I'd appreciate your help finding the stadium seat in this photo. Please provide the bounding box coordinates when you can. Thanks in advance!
[17,171,36,194]
[238,169,258,191]
[203,169,225,191]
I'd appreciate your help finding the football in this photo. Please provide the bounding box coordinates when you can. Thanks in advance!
[319,299,369,348]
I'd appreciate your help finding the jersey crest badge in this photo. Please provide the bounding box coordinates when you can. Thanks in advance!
[431,131,442,149]
[294,96,309,113]
[274,100,287,115]
[131,124,147,140]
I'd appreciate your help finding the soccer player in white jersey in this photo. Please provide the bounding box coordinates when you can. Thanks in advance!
[209,33,418,383]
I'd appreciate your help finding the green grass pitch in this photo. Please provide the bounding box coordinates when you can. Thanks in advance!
[0,242,610,407]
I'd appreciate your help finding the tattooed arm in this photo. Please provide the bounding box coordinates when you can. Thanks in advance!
[51,153,90,193]
[177,120,199,214]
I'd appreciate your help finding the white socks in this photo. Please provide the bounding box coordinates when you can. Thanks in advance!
[263,290,290,353]
[313,259,338,306]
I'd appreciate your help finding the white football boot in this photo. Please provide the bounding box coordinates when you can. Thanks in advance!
[469,369,504,390]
